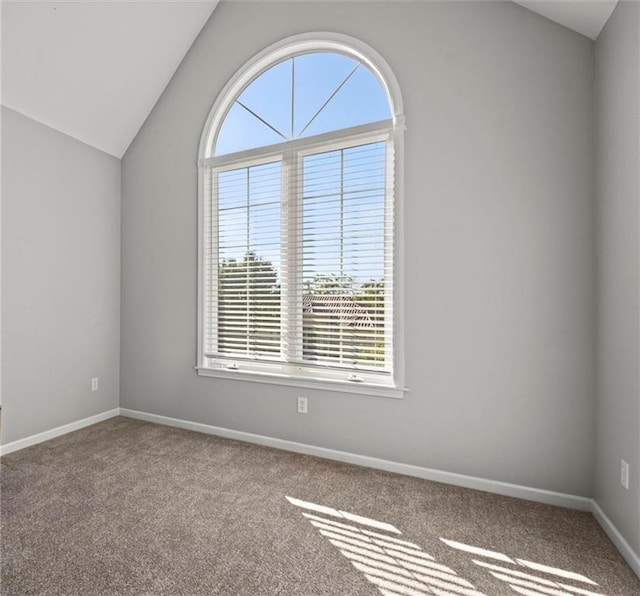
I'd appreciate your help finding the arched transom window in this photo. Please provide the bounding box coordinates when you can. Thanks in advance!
[198,35,404,395]
[215,52,391,155]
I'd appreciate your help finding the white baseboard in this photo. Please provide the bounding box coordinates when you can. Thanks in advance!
[119,407,592,512]
[591,500,640,578]
[0,408,120,456]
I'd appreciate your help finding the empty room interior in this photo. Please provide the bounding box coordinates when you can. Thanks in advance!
[2,1,640,594]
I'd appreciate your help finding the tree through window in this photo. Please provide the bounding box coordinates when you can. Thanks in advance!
[198,38,403,392]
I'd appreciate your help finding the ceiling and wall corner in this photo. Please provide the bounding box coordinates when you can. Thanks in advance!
[513,0,619,39]
[0,1,620,159]
[0,0,219,158]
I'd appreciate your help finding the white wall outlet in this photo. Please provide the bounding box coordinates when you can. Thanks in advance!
[297,396,308,414]
[91,377,99,392]
[621,459,629,490]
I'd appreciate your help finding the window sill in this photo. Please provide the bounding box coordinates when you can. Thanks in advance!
[195,366,407,399]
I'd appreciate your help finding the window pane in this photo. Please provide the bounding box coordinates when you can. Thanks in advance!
[217,161,282,358]
[300,66,392,138]
[293,53,361,136]
[216,103,284,156]
[302,142,387,369]
[238,58,292,139]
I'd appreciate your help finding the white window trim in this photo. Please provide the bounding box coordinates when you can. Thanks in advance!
[197,32,407,398]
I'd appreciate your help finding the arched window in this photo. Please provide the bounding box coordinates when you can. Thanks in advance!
[197,34,404,395]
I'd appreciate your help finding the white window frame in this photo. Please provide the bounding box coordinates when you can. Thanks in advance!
[196,33,406,399]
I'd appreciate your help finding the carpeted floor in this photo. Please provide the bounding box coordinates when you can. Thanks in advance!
[1,417,638,596]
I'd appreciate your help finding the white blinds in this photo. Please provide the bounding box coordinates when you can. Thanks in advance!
[297,141,392,371]
[205,136,393,378]
[214,161,282,359]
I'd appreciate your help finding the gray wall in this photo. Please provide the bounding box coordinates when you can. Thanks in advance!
[121,1,596,496]
[594,1,640,556]
[1,108,121,444]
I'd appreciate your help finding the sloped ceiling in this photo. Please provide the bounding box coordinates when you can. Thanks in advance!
[1,1,218,158]
[1,1,619,159]
[513,0,618,39]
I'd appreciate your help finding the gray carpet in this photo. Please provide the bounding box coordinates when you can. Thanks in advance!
[1,417,638,595]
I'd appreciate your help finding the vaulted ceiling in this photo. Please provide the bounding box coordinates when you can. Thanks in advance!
[0,1,618,158]
[1,1,219,157]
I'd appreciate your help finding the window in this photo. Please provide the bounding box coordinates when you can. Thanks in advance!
[197,34,404,396]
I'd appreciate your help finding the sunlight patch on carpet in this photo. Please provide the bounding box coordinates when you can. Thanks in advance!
[440,538,605,596]
[286,496,609,596]
[287,496,486,596]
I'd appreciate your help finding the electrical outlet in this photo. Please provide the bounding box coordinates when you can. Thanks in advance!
[621,459,629,490]
[297,396,308,414]
[91,378,99,392]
